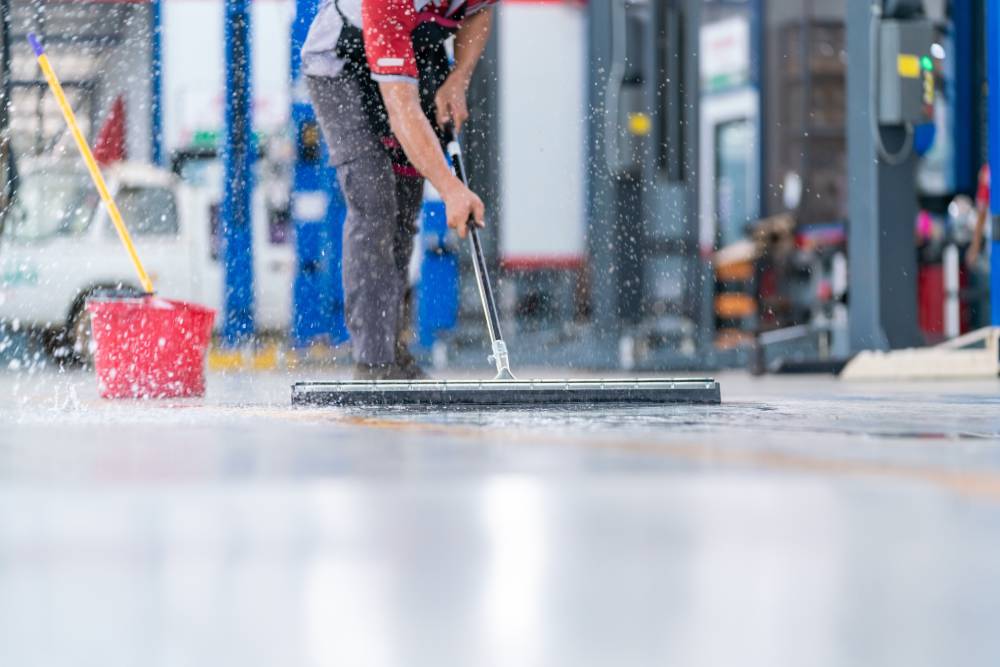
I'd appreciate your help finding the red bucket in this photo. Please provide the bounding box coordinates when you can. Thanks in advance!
[86,296,215,399]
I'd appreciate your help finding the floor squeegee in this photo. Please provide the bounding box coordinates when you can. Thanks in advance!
[292,126,720,407]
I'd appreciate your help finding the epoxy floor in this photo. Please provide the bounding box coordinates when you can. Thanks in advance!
[1,368,1000,666]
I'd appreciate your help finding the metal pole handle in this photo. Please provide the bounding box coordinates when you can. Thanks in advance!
[443,123,514,380]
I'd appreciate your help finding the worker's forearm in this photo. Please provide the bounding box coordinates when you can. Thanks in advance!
[975,208,988,238]
[970,208,988,257]
[380,81,460,192]
[452,9,493,85]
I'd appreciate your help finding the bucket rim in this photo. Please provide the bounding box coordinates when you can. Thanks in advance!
[84,286,149,303]
[86,295,216,316]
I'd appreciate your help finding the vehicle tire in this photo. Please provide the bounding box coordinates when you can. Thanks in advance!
[65,298,96,368]
[59,284,143,367]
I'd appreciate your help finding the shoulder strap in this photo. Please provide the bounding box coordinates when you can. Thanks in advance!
[333,0,349,25]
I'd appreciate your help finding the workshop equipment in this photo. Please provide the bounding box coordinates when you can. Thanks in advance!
[29,33,214,398]
[291,126,721,407]
[841,0,1000,379]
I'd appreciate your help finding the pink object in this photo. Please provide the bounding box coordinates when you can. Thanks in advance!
[916,210,934,241]
[86,296,215,399]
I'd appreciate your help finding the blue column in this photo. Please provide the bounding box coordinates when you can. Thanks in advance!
[289,0,348,348]
[416,196,459,348]
[989,0,1000,326]
[149,0,164,166]
[221,0,255,344]
[952,0,978,196]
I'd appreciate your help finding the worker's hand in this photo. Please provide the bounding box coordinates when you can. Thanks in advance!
[441,180,485,239]
[435,72,471,133]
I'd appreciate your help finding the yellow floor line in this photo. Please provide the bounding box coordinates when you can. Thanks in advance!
[327,415,1000,503]
[207,344,286,372]
[207,349,245,371]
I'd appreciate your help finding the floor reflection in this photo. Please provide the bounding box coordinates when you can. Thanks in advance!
[2,477,999,666]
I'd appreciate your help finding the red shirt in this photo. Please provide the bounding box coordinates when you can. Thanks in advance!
[363,0,497,82]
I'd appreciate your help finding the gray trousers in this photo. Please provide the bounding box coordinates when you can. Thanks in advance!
[306,74,424,365]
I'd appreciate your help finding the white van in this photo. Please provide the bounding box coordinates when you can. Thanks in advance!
[0,159,294,360]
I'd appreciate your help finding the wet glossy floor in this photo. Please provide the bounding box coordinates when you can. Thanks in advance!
[1,368,999,666]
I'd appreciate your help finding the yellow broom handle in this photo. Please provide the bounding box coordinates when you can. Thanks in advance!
[28,33,155,294]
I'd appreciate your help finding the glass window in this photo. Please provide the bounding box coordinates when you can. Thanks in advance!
[108,186,179,236]
[716,118,756,246]
[3,169,96,242]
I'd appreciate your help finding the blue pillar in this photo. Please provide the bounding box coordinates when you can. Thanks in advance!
[149,0,164,166]
[221,0,255,344]
[989,0,1000,326]
[952,0,979,196]
[416,196,459,348]
[289,0,348,348]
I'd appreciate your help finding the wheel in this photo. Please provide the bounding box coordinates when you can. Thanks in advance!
[64,299,95,368]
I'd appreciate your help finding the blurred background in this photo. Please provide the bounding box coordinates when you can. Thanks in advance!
[0,0,992,374]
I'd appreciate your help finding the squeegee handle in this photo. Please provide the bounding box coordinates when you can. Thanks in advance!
[28,33,154,295]
[444,123,514,380]
[444,130,501,342]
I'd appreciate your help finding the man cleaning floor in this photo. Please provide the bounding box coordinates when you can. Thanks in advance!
[302,0,496,380]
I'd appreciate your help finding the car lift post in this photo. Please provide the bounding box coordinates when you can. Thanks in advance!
[221,0,256,346]
[840,2,1000,379]
[846,0,931,351]
[289,0,348,350]
[150,0,164,167]
[988,0,1000,326]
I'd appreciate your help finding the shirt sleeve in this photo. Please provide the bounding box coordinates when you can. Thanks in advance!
[362,0,419,83]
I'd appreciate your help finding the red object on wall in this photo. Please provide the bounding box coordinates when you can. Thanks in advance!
[918,264,945,340]
[93,96,127,165]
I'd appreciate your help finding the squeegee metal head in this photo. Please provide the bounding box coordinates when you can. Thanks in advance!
[291,378,721,408]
